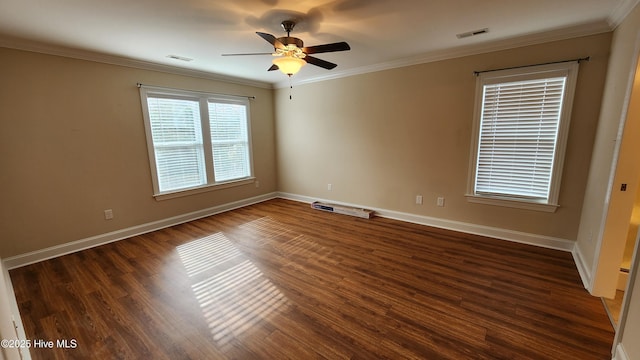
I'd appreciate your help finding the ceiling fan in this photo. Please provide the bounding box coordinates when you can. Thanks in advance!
[222,20,351,76]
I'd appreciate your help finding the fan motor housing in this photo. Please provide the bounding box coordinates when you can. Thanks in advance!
[277,36,304,48]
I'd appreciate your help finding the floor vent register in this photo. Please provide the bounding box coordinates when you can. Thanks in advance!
[311,201,374,219]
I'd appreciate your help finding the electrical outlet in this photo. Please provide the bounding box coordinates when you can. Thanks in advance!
[328,183,332,191]
[437,197,445,207]
[416,195,423,205]
[255,180,260,188]
[104,209,114,220]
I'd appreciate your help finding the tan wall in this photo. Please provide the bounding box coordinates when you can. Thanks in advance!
[594,61,640,295]
[576,4,640,291]
[598,3,640,357]
[276,33,611,240]
[0,48,277,258]
[623,186,640,268]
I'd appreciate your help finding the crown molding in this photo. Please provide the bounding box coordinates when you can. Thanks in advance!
[276,20,614,89]
[2,6,631,92]
[0,35,274,89]
[608,0,640,28]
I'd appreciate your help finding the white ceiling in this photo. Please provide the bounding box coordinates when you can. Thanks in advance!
[0,0,636,88]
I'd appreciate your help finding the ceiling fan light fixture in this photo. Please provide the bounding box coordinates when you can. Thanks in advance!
[273,56,306,75]
[223,20,350,77]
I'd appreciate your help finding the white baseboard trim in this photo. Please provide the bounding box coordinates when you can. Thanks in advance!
[572,245,593,291]
[277,192,575,252]
[3,192,278,270]
[613,343,629,360]
[3,191,577,268]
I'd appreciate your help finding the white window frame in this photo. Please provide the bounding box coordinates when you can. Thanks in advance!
[139,85,254,200]
[466,62,579,212]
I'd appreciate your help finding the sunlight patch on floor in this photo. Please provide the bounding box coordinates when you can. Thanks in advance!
[177,233,242,277]
[177,219,291,347]
[192,259,288,345]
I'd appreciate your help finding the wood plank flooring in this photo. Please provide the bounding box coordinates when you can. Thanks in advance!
[10,198,614,359]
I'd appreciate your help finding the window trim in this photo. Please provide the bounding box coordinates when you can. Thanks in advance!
[139,85,255,200]
[465,62,579,212]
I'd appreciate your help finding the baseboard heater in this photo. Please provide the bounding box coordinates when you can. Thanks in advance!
[311,201,374,219]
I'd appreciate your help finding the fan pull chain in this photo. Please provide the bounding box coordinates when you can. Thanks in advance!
[288,75,293,100]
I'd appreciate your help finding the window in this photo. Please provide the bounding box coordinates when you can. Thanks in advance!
[466,62,579,212]
[140,85,253,198]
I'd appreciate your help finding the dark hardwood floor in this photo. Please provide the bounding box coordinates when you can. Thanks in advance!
[10,198,614,359]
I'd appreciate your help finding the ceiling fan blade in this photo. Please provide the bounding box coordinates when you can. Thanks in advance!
[221,52,273,56]
[303,42,351,54]
[304,56,337,70]
[268,64,279,71]
[256,32,285,49]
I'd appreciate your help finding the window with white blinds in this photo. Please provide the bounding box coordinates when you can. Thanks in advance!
[140,86,253,198]
[208,102,251,182]
[467,62,579,212]
[147,97,206,192]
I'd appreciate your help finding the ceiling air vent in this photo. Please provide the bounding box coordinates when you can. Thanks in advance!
[166,55,193,62]
[456,28,489,39]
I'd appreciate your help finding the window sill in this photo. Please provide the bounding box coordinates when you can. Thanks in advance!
[465,194,558,213]
[154,177,256,201]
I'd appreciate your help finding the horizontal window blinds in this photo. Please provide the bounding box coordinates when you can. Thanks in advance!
[147,97,206,192]
[208,102,251,182]
[141,85,254,196]
[475,77,567,200]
